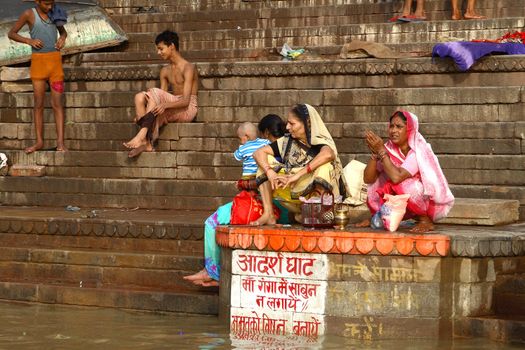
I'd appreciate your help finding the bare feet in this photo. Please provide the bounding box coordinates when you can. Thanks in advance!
[56,143,68,152]
[463,12,486,20]
[128,143,154,158]
[250,212,276,226]
[123,136,144,149]
[410,216,435,233]
[183,269,209,281]
[24,142,43,154]
[201,280,219,287]
[355,219,370,228]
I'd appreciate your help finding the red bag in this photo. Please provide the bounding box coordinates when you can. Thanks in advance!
[231,191,279,225]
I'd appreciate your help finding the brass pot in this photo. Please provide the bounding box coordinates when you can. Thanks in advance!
[333,204,349,230]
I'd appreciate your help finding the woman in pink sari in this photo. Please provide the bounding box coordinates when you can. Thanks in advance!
[360,110,454,233]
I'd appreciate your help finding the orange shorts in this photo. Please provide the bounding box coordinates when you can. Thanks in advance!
[30,51,64,83]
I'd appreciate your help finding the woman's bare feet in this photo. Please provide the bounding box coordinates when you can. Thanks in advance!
[24,142,44,154]
[200,280,219,287]
[250,212,276,226]
[183,268,209,281]
[355,219,371,228]
[410,216,434,233]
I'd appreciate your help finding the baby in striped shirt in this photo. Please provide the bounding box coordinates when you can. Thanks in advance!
[234,122,270,178]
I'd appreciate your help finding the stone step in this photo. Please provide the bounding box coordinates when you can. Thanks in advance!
[0,206,209,251]
[3,102,524,125]
[110,1,523,33]
[0,280,218,314]
[1,134,521,156]
[451,185,525,219]
[120,18,524,52]
[3,85,523,111]
[0,247,206,291]
[5,56,525,91]
[99,0,523,14]
[495,274,525,315]
[456,316,525,344]
[2,150,524,185]
[0,172,522,217]
[0,178,235,210]
[77,42,444,66]
[440,198,520,226]
[1,120,519,140]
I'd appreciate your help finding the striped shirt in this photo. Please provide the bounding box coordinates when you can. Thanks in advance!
[234,138,270,176]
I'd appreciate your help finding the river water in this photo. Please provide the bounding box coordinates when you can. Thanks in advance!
[0,301,521,349]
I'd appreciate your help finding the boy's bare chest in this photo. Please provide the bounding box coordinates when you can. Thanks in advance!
[168,67,185,86]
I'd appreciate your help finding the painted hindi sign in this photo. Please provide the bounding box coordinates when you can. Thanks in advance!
[230,250,329,338]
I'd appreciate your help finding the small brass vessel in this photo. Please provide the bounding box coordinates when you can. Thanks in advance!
[333,204,349,230]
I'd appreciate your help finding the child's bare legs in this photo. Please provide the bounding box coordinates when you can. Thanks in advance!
[25,80,46,154]
[50,84,67,151]
[133,91,148,123]
[250,181,277,226]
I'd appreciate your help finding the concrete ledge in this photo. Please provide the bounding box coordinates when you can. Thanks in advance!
[3,55,522,83]
[216,226,450,256]
[217,223,525,258]
[442,198,520,226]
[0,206,209,241]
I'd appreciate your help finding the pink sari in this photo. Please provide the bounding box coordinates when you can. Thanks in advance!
[367,111,454,221]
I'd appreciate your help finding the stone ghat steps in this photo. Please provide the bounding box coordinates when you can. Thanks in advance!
[3,102,524,125]
[495,273,525,316]
[120,18,524,53]
[109,0,522,33]
[0,178,523,219]
[2,86,524,122]
[458,316,525,344]
[98,0,523,14]
[0,178,233,211]
[3,151,524,185]
[0,207,217,314]
[0,207,209,251]
[79,43,433,66]
[0,245,209,292]
[1,120,522,153]
[6,56,525,93]
[0,281,218,315]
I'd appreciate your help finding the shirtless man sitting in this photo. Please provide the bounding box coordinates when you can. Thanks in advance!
[124,30,199,157]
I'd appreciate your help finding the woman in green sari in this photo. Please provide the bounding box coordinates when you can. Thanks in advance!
[183,114,287,286]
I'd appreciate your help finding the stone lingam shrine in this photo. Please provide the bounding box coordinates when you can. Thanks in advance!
[216,224,525,342]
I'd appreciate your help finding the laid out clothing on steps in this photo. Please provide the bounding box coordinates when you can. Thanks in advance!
[367,111,454,221]
[136,87,198,146]
[256,104,344,205]
[234,138,271,177]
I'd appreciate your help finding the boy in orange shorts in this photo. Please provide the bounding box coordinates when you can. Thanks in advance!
[8,0,68,153]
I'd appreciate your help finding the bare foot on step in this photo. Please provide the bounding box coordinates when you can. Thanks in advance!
[183,268,209,281]
[24,142,43,154]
